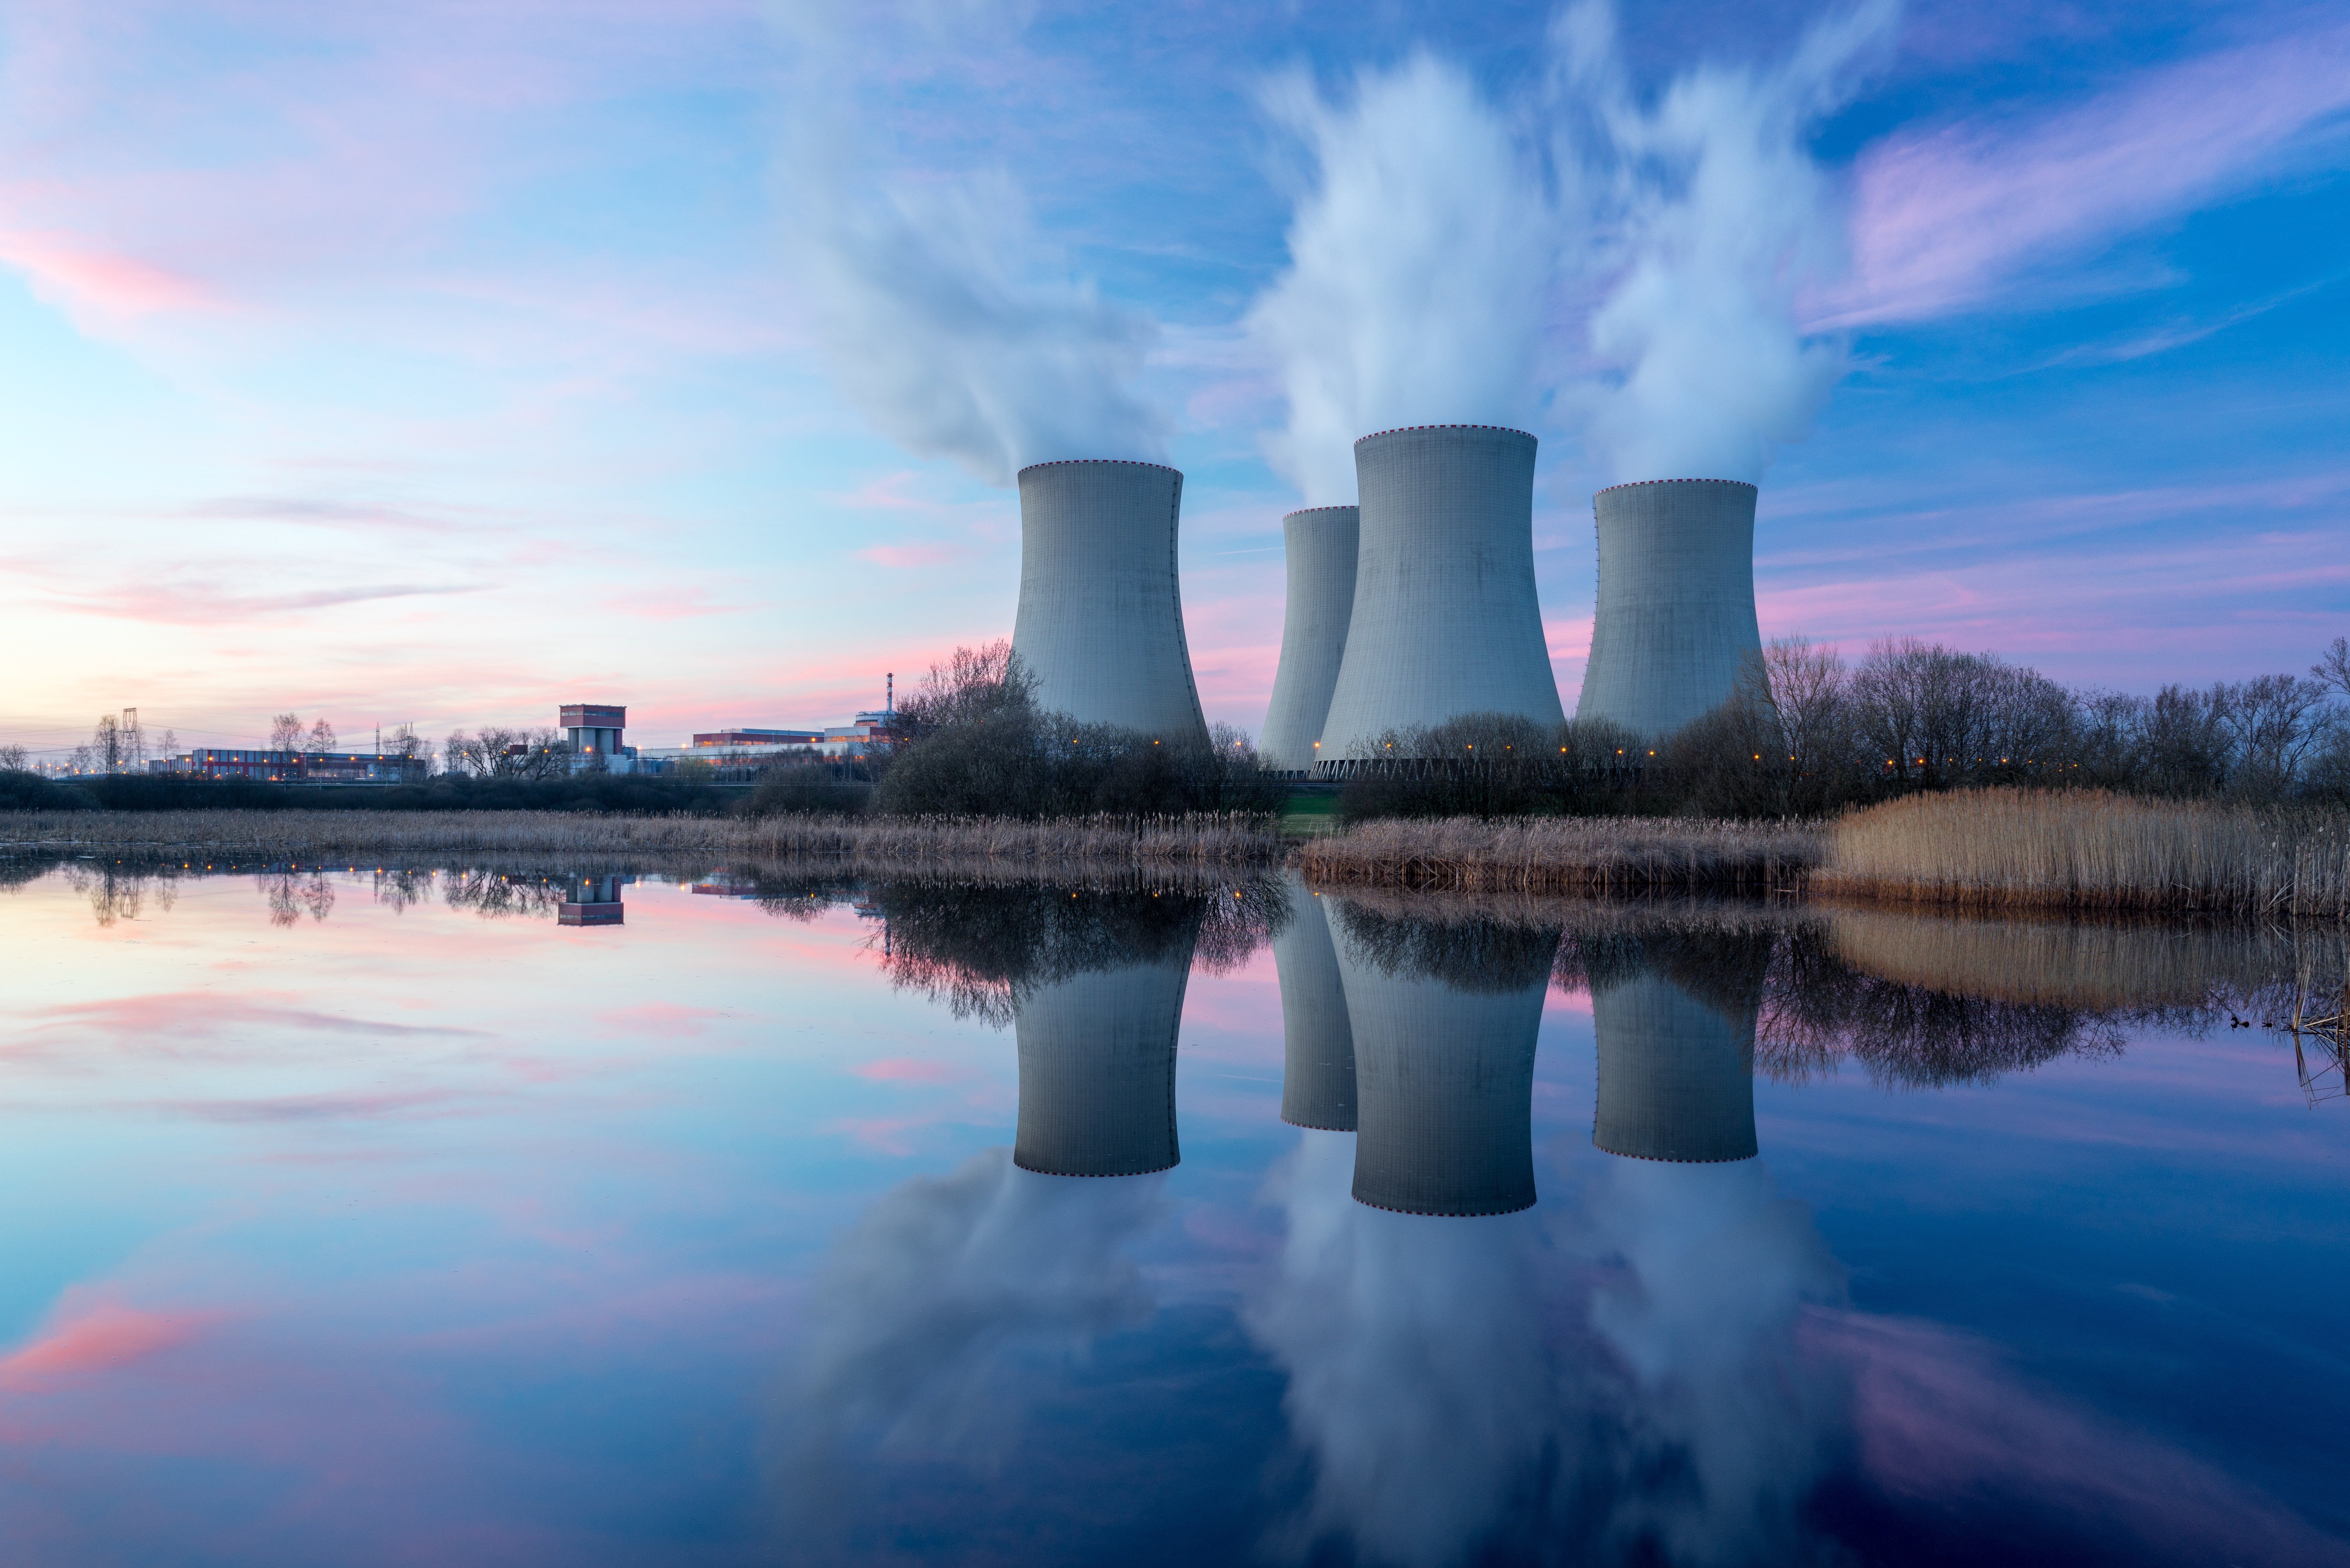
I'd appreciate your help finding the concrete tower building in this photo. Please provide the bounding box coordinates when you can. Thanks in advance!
[1590,966,1760,1164]
[1575,479,1763,739]
[1012,950,1192,1178]
[1259,506,1360,773]
[1315,426,1563,771]
[1333,915,1550,1216]
[1011,460,1209,745]
[1273,873,1356,1132]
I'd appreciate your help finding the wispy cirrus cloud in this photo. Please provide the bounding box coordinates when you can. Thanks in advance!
[1816,24,2350,327]
[31,577,480,625]
[0,1291,216,1390]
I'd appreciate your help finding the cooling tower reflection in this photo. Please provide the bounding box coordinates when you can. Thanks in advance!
[1247,909,1846,1567]
[1326,900,1558,1216]
[1272,872,1356,1132]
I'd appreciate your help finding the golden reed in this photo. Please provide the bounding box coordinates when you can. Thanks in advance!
[1817,788,2350,918]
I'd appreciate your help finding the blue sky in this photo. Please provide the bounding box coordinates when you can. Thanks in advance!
[0,0,2343,758]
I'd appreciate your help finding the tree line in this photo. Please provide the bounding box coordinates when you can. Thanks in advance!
[1336,635,2350,821]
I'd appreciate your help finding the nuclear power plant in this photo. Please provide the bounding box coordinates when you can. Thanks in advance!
[1011,459,1210,745]
[1012,951,1190,1178]
[1259,506,1359,773]
[1575,479,1764,739]
[1272,874,1355,1132]
[1331,910,1549,1217]
[1312,426,1564,771]
[1590,955,1762,1164]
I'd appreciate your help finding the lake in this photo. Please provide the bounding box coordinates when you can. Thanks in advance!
[2,859,2345,1566]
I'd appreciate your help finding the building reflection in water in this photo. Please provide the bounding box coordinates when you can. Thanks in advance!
[1012,937,1190,1177]
[1328,899,1558,1216]
[1271,871,1355,1133]
[1252,900,1844,1567]
[558,872,627,927]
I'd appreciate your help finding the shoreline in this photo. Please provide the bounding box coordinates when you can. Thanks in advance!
[8,790,2347,918]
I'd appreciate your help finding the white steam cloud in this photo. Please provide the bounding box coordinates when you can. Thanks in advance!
[1244,1133,1847,1564]
[789,1147,1166,1462]
[780,11,1167,486]
[1249,1,1896,493]
[1246,55,1556,504]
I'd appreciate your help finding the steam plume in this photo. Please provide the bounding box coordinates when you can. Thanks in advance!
[780,11,1167,486]
[1248,2,1897,493]
[1246,55,1553,502]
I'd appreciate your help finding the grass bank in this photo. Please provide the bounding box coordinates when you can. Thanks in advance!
[1816,788,2350,918]
[1293,814,1822,893]
[0,809,1283,871]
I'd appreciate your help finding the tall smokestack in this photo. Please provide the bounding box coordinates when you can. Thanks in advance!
[1315,426,1563,771]
[1011,460,1209,744]
[1273,872,1355,1131]
[1332,910,1550,1216]
[1575,479,1763,739]
[1259,506,1359,774]
[1590,969,1760,1164]
[1012,951,1190,1178]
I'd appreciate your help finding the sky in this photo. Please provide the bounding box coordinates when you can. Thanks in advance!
[0,0,2344,758]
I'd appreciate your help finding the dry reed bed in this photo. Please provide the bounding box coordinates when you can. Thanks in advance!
[1295,814,1822,893]
[1819,789,2350,918]
[0,809,1283,871]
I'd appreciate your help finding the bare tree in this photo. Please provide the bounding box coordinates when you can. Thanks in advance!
[384,723,433,780]
[443,727,569,780]
[91,713,125,773]
[2313,637,2350,702]
[2220,674,2335,801]
[269,712,304,751]
[0,743,27,772]
[306,718,337,757]
[159,728,178,763]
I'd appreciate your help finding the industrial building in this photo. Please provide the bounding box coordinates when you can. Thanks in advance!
[1575,479,1764,739]
[1315,426,1564,774]
[557,874,628,928]
[1259,506,1359,774]
[1012,951,1191,1178]
[1331,915,1547,1217]
[1272,873,1356,1132]
[154,749,404,783]
[1589,962,1760,1164]
[1011,459,1210,745]
[560,704,629,763]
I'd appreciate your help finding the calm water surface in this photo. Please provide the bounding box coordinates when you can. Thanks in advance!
[1,861,2345,1566]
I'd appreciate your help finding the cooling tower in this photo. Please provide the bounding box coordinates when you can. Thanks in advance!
[1012,951,1190,1178]
[1333,916,1545,1216]
[1273,873,1355,1131]
[1315,426,1563,770]
[1259,506,1360,773]
[1575,479,1763,739]
[1591,970,1759,1164]
[1011,460,1209,745]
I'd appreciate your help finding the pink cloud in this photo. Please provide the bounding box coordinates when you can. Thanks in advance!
[857,543,965,569]
[0,229,218,319]
[1816,25,2350,327]
[0,1294,212,1390]
[853,1058,962,1082]
[595,1002,734,1037]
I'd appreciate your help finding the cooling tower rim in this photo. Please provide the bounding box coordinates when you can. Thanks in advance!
[1353,1194,1537,1218]
[1593,477,1759,496]
[1282,504,1361,522]
[1016,457,1183,478]
[1012,1155,1180,1179]
[1280,1114,1358,1133]
[1353,423,1537,446]
[1592,1147,1762,1165]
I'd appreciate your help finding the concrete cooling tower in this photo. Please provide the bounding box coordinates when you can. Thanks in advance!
[1259,506,1360,774]
[1011,460,1209,745]
[1272,873,1356,1131]
[1591,970,1760,1164]
[1012,951,1191,1178]
[1575,479,1763,739]
[1315,426,1564,772]
[1333,922,1544,1216]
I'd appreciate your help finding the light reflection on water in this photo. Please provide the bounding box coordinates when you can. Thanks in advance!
[0,858,2345,1566]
